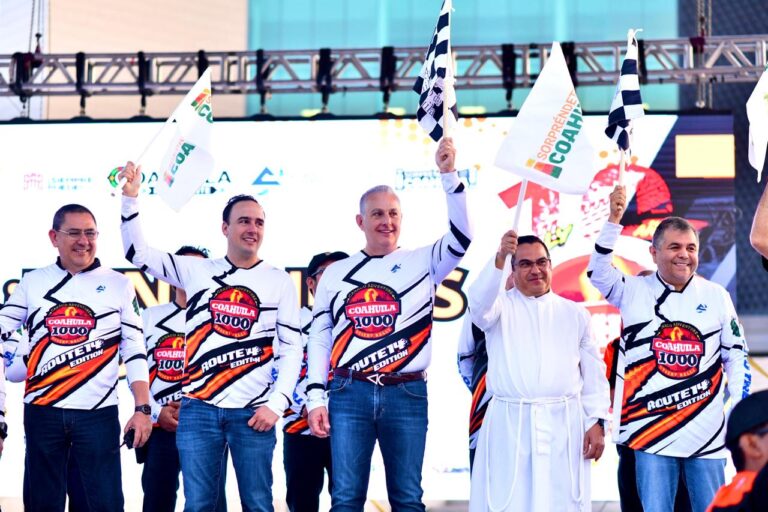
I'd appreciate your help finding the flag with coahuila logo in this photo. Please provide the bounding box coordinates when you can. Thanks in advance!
[138,68,216,211]
[495,42,597,194]
[747,64,768,182]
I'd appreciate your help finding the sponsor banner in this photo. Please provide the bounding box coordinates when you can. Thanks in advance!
[0,114,735,502]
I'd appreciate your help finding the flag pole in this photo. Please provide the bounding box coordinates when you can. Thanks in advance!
[110,117,175,197]
[511,178,528,232]
[500,178,528,292]
[618,150,626,186]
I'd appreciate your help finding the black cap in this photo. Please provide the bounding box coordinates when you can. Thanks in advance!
[307,251,349,278]
[726,390,768,447]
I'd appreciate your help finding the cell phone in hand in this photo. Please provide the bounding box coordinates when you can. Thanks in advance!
[122,428,135,449]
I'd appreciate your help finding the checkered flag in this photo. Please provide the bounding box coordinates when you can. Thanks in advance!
[605,29,645,151]
[413,0,457,142]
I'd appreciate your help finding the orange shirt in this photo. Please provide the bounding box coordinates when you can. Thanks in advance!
[707,469,767,512]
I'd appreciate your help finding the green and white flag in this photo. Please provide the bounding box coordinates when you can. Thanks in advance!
[139,68,215,210]
[747,66,768,182]
[495,43,597,195]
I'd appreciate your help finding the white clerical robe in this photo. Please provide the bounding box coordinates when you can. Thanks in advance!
[467,258,609,512]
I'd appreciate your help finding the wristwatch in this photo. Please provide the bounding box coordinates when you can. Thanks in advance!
[0,420,8,440]
[597,419,606,430]
[135,404,152,415]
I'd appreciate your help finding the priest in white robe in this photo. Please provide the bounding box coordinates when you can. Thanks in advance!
[468,230,610,512]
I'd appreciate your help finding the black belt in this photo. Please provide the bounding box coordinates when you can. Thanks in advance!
[333,368,426,386]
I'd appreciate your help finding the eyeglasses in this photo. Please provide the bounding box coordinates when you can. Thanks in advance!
[57,229,99,241]
[513,257,551,271]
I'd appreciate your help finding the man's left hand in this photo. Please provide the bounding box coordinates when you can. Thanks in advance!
[248,406,279,432]
[124,412,152,448]
[435,137,456,173]
[583,422,605,461]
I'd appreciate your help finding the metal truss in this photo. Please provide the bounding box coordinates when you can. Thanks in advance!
[0,34,766,99]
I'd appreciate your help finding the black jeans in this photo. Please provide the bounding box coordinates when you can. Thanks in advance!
[283,433,332,512]
[140,427,228,512]
[23,404,123,512]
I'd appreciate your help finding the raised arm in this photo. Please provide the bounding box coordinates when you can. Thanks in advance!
[468,230,516,332]
[587,185,630,307]
[118,162,190,289]
[430,137,473,283]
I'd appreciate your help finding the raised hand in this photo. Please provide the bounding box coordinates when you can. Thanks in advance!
[118,161,142,198]
[495,230,518,269]
[608,185,627,224]
[435,137,456,174]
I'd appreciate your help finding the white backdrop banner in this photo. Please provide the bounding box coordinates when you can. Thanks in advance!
[0,114,735,506]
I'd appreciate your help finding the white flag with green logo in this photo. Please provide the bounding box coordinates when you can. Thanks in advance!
[747,66,768,182]
[138,68,215,211]
[494,43,597,194]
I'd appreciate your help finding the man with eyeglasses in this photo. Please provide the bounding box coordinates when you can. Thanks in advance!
[589,186,751,512]
[119,164,303,512]
[0,203,152,511]
[467,230,610,512]
[707,390,768,511]
[283,251,348,512]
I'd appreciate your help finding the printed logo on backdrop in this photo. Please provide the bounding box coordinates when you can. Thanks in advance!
[251,167,283,196]
[394,168,477,191]
[23,173,44,191]
[23,173,92,192]
[126,169,230,196]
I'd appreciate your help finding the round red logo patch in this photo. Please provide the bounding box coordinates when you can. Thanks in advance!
[154,333,186,382]
[651,322,704,379]
[45,303,96,345]
[209,286,260,339]
[344,283,401,340]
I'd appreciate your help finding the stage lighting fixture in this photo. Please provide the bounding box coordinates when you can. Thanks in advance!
[561,42,578,86]
[316,48,333,113]
[501,43,516,110]
[380,46,397,112]
[197,50,209,76]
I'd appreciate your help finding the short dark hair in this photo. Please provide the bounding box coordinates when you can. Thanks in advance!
[727,420,768,471]
[175,245,209,258]
[52,204,96,231]
[652,216,699,249]
[222,195,261,223]
[512,235,550,264]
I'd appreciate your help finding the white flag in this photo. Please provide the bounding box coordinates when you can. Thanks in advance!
[747,66,768,182]
[139,68,216,211]
[495,43,597,195]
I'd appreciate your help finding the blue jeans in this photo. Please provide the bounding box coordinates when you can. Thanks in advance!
[328,376,428,512]
[23,404,123,512]
[141,427,228,512]
[176,397,275,512]
[635,450,725,512]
